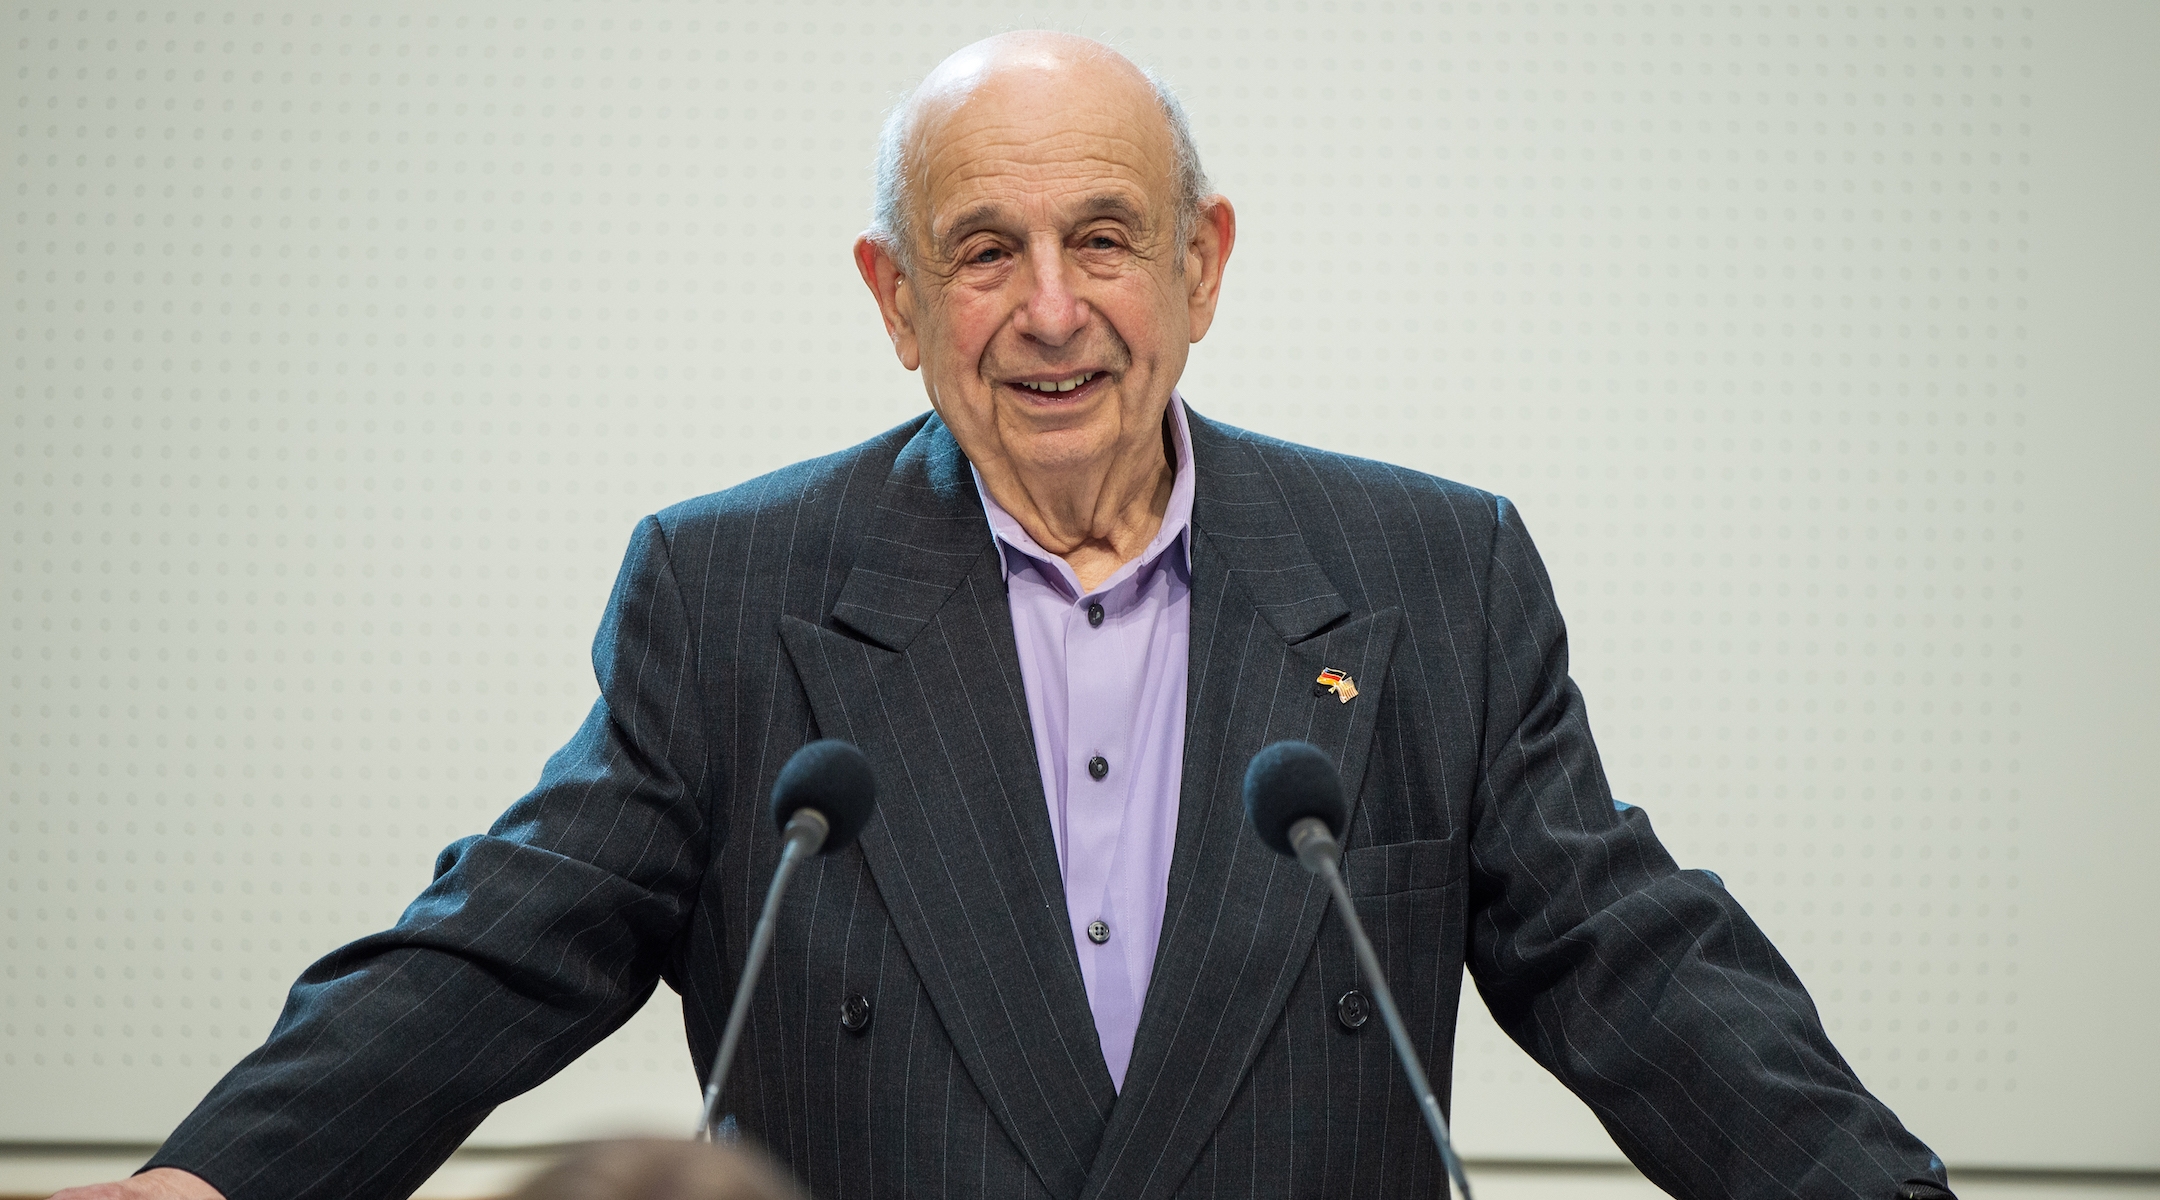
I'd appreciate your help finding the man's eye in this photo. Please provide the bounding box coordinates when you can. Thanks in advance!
[971,246,1005,264]
[1086,236,1120,250]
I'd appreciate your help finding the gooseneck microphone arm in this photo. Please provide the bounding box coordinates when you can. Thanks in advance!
[694,738,878,1143]
[695,807,829,1142]
[1244,740,1472,1200]
[1286,816,1474,1200]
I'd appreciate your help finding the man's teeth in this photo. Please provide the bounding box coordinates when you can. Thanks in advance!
[1017,372,1099,393]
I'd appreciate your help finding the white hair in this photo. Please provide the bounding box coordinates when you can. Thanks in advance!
[866,64,1210,275]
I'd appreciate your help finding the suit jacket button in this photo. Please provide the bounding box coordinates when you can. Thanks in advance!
[839,992,873,1034]
[1336,989,1370,1030]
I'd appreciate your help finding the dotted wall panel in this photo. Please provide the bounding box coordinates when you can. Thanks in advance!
[5,0,2147,1171]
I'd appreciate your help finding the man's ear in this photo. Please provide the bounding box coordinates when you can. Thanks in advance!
[1183,196,1238,343]
[853,234,921,371]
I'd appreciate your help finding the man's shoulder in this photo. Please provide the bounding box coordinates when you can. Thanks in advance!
[649,412,930,543]
[1194,412,1525,617]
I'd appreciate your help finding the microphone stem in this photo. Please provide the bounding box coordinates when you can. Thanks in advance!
[697,810,828,1141]
[1311,851,1475,1200]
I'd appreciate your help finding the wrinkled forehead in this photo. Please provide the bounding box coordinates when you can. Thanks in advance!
[910,72,1178,242]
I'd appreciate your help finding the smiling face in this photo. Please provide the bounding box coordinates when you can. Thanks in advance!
[856,36,1233,514]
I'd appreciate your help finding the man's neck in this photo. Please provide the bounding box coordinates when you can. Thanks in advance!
[978,413,1178,593]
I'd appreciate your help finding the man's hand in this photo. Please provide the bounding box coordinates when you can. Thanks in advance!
[49,1168,225,1200]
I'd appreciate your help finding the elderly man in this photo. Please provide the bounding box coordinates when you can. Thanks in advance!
[68,31,1952,1200]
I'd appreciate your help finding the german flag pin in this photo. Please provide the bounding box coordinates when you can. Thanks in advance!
[1314,667,1359,703]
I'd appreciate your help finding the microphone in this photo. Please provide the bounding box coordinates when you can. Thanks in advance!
[1243,741,1475,1200]
[696,739,878,1141]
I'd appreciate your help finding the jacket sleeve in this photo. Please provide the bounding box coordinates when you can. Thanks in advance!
[1462,497,1952,1200]
[146,515,716,1200]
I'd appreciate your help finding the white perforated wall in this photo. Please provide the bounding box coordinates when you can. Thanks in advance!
[7,0,2155,1173]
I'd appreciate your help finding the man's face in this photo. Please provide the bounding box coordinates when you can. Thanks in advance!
[857,66,1230,487]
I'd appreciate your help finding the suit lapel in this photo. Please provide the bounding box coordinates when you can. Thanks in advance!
[777,418,1115,1200]
[1080,412,1404,1200]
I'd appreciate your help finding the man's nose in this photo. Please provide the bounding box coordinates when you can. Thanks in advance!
[1009,241,1088,347]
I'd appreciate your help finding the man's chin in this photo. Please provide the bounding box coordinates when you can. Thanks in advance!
[933,378,1163,477]
[1003,428,1125,477]
[987,386,1120,447]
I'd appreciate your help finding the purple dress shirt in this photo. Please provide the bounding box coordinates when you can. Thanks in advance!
[970,396,1195,1092]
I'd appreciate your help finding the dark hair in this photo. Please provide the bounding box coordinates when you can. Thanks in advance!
[511,1139,807,1200]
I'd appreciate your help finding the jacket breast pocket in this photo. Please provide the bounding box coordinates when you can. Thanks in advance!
[1342,837,1461,899]
[1332,838,1467,1057]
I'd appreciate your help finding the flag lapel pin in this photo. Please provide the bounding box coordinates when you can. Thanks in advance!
[1314,667,1359,703]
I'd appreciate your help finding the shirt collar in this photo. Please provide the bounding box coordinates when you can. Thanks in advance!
[970,391,1197,598]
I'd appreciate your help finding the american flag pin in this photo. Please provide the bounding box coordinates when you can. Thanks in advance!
[1314,667,1359,703]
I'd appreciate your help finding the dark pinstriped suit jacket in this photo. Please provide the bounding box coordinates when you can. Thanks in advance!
[152,407,1952,1200]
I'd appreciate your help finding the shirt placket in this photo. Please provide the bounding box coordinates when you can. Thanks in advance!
[1061,576,1138,1007]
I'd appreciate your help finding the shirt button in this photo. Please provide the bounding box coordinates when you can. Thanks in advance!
[1087,755,1109,780]
[1087,601,1105,628]
[1087,920,1111,945]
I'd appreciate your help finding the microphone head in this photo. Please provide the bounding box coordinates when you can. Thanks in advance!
[1243,740,1347,858]
[771,739,878,855]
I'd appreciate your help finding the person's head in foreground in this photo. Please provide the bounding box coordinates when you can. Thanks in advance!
[510,1139,806,1200]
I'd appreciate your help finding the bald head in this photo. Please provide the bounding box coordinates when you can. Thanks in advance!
[869,32,1209,273]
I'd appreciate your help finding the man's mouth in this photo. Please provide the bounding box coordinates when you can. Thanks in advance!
[1009,370,1103,396]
